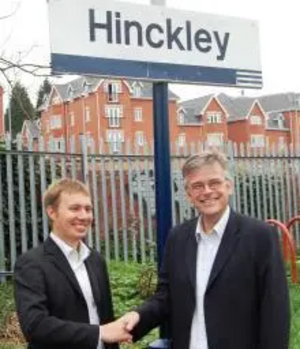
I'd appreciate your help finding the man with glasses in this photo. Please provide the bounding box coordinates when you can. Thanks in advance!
[121,149,290,349]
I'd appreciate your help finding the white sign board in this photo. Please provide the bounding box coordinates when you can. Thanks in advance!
[48,0,262,88]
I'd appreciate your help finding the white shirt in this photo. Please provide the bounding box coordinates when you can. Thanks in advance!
[50,233,103,349]
[189,206,230,349]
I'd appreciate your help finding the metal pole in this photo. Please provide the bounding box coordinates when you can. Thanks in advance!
[149,1,171,348]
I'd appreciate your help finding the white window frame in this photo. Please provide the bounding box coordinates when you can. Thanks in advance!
[69,112,75,127]
[105,105,123,128]
[49,115,62,130]
[104,81,122,102]
[178,133,186,147]
[85,107,91,123]
[134,108,143,122]
[206,112,222,124]
[250,134,265,148]
[177,111,185,125]
[106,130,124,153]
[133,85,142,97]
[207,133,224,146]
[135,131,145,146]
[250,115,262,125]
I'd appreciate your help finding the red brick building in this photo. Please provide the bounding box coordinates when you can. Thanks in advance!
[177,92,299,151]
[38,77,300,153]
[40,77,178,153]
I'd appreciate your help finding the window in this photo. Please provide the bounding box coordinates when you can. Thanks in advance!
[178,133,186,147]
[67,88,74,101]
[207,133,223,146]
[273,114,284,128]
[104,81,122,102]
[52,95,61,105]
[206,112,222,124]
[85,107,91,123]
[177,111,185,125]
[86,132,94,150]
[133,84,142,97]
[83,82,90,95]
[69,112,75,127]
[134,108,143,122]
[105,105,123,127]
[135,131,144,146]
[49,115,62,129]
[106,130,124,153]
[251,134,265,148]
[49,138,64,152]
[250,115,262,125]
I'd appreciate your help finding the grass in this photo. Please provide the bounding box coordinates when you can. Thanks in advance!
[0,261,299,349]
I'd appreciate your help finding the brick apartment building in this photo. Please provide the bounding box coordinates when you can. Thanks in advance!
[31,76,300,153]
[178,92,300,151]
[39,76,178,153]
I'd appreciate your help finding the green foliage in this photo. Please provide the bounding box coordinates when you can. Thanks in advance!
[1,261,300,349]
[4,81,35,138]
[35,79,52,118]
[0,282,15,334]
[108,261,158,349]
[290,283,300,348]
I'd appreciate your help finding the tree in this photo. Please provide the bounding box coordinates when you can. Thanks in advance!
[35,78,52,118]
[4,81,35,138]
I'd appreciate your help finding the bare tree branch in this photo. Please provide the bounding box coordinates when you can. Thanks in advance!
[0,1,21,21]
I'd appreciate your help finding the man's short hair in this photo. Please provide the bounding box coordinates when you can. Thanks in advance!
[182,149,230,179]
[43,178,90,211]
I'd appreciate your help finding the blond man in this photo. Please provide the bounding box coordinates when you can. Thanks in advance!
[14,178,131,349]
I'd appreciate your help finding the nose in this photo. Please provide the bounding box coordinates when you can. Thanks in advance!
[77,208,92,219]
[201,183,213,194]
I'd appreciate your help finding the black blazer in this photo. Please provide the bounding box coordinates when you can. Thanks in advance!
[14,237,118,349]
[133,210,290,349]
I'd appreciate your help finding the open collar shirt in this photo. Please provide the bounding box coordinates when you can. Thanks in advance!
[189,206,230,349]
[50,233,103,349]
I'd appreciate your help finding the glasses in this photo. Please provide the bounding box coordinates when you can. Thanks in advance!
[189,179,227,193]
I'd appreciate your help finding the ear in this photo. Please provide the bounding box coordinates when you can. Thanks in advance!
[185,185,194,204]
[227,179,234,195]
[46,206,56,221]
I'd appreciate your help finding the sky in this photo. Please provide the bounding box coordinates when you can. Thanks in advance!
[1,0,300,105]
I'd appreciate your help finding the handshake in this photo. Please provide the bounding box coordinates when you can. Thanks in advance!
[100,311,140,344]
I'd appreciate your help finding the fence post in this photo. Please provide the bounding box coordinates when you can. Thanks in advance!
[80,133,88,184]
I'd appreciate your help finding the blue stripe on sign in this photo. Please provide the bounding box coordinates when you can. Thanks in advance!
[51,53,262,88]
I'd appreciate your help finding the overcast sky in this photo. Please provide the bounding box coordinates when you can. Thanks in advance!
[1,0,300,103]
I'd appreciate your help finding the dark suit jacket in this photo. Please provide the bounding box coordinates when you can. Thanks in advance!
[133,210,290,349]
[14,237,118,349]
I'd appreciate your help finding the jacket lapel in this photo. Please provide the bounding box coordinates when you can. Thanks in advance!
[43,237,85,300]
[206,210,241,291]
[185,218,199,291]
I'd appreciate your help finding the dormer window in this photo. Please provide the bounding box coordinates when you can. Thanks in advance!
[177,111,185,125]
[104,80,121,102]
[206,112,222,124]
[83,82,90,95]
[67,88,74,101]
[132,84,142,97]
[250,115,262,125]
[273,113,284,128]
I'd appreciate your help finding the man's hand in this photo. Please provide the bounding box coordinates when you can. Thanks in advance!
[100,319,132,343]
[120,311,140,332]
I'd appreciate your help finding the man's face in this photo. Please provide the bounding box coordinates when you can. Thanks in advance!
[46,192,93,246]
[185,162,233,220]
